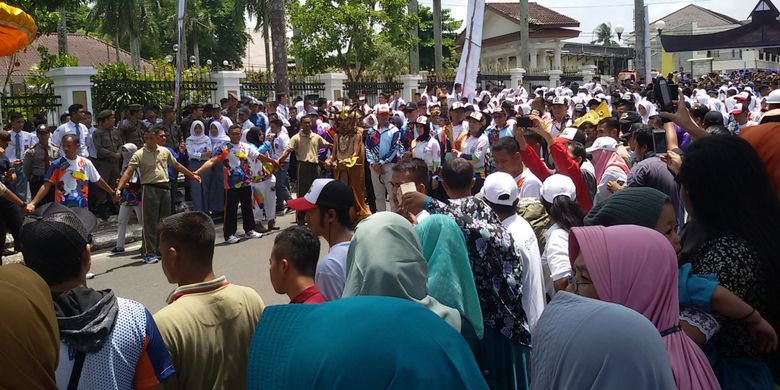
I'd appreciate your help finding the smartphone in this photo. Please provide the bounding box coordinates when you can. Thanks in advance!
[654,77,675,112]
[400,182,417,195]
[669,85,679,102]
[652,129,668,155]
[516,116,534,128]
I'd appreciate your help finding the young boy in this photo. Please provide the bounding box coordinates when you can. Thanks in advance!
[268,226,326,304]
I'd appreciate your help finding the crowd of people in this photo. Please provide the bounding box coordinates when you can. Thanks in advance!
[1,70,780,389]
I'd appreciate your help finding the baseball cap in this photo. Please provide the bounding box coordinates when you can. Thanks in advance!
[703,111,724,127]
[481,172,518,206]
[735,92,750,101]
[467,111,483,122]
[21,202,97,253]
[415,116,429,126]
[238,107,250,115]
[618,111,642,133]
[574,103,586,113]
[541,174,577,203]
[96,109,114,122]
[403,102,418,112]
[451,102,464,111]
[731,103,745,115]
[287,179,355,212]
[586,136,618,153]
[766,89,780,104]
[551,96,568,106]
[228,92,239,100]
[376,104,391,114]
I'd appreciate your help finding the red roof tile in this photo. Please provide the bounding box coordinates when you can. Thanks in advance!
[487,2,580,27]
[0,33,152,77]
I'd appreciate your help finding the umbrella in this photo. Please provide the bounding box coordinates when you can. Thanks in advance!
[0,2,37,56]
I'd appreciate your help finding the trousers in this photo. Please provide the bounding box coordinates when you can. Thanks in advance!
[370,163,396,212]
[141,185,170,256]
[116,204,142,249]
[224,186,254,240]
[252,177,277,223]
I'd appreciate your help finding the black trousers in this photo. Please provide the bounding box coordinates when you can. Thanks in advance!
[0,200,23,255]
[29,175,54,205]
[224,187,254,240]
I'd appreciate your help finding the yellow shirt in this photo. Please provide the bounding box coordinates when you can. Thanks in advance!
[286,131,326,164]
[154,277,265,390]
[128,146,176,185]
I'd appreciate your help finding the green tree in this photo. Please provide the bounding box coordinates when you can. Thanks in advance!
[591,22,617,47]
[240,0,272,74]
[88,0,159,70]
[288,0,417,81]
[417,5,461,71]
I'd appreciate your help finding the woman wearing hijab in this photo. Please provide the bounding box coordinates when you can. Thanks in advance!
[247,296,487,389]
[114,143,142,253]
[415,215,483,348]
[186,120,212,212]
[343,212,462,331]
[207,120,229,213]
[588,136,629,205]
[568,224,721,390]
[585,187,777,353]
[677,135,780,388]
[0,264,59,389]
[531,292,676,390]
[638,99,658,125]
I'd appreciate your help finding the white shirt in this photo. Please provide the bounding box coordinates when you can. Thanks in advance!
[6,129,38,163]
[502,214,545,331]
[390,98,406,112]
[515,169,542,200]
[85,126,98,158]
[315,241,350,301]
[412,137,441,171]
[53,121,90,157]
[541,223,571,298]
[416,209,430,223]
[452,123,465,141]
[458,133,489,171]
[277,104,290,122]
[240,119,255,143]
[594,169,628,206]
[269,130,290,161]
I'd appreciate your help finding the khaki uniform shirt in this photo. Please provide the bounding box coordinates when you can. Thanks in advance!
[128,146,175,185]
[286,131,326,164]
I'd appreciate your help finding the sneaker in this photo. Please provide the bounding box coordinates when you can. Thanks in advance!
[245,231,263,239]
[267,220,279,231]
[143,255,160,264]
[226,235,241,244]
[111,247,125,253]
[86,272,95,279]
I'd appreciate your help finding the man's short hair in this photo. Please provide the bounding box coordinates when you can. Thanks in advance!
[441,158,474,191]
[273,226,320,278]
[8,111,23,122]
[631,126,653,150]
[68,104,84,116]
[228,124,242,133]
[276,93,287,102]
[392,158,429,189]
[159,212,216,264]
[62,134,80,144]
[598,118,619,131]
[491,136,520,155]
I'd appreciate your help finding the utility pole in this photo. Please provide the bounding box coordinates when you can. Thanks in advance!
[433,0,443,74]
[519,0,529,69]
[409,0,420,73]
[633,0,646,82]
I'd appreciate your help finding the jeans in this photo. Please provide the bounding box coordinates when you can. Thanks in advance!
[274,161,291,209]
[370,163,396,212]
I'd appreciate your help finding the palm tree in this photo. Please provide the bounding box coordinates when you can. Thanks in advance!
[241,0,273,74]
[591,22,617,47]
[184,1,215,68]
[90,0,158,70]
[269,0,288,94]
[57,5,69,54]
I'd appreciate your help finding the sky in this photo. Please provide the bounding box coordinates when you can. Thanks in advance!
[424,0,754,43]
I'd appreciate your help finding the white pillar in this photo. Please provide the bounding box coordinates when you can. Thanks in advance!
[580,64,598,84]
[317,72,348,102]
[529,48,538,70]
[509,68,526,87]
[548,69,563,88]
[46,67,98,116]
[537,50,547,70]
[398,74,423,102]
[553,44,562,70]
[211,71,246,100]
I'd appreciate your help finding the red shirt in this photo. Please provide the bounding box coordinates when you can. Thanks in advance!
[290,285,326,304]
[520,139,593,213]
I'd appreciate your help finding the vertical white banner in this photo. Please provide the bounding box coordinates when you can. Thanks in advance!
[174,0,186,113]
[455,0,484,101]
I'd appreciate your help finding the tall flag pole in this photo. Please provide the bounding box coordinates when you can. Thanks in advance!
[455,0,484,102]
[174,0,186,113]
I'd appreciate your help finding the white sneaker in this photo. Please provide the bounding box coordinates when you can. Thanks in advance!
[86,272,95,279]
[226,235,241,244]
[245,231,263,239]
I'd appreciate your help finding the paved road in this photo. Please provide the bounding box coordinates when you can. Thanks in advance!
[16,212,325,313]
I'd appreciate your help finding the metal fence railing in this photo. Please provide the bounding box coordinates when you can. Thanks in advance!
[0,92,61,130]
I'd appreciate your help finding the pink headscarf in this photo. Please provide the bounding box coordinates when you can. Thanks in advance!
[569,225,720,390]
[590,149,629,183]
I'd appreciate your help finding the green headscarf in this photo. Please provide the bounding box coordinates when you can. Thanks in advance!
[416,215,484,338]
[584,187,670,228]
[344,212,462,332]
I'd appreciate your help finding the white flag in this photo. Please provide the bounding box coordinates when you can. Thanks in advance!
[454,0,485,102]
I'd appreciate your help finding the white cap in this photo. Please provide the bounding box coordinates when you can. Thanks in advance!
[766,89,780,104]
[551,96,567,105]
[482,172,519,206]
[730,103,745,115]
[415,116,429,126]
[467,111,483,122]
[542,174,577,203]
[735,91,750,101]
[451,102,464,110]
[586,136,619,153]
[376,104,391,114]
[558,127,579,141]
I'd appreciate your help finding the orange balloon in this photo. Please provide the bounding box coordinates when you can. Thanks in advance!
[0,2,37,56]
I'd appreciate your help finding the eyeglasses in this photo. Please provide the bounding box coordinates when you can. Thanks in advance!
[567,275,592,293]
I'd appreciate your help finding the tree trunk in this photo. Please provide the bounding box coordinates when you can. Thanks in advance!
[57,5,69,54]
[408,0,419,73]
[270,0,289,95]
[130,35,141,71]
[193,41,200,68]
[433,0,442,73]
[263,11,272,76]
[115,29,121,63]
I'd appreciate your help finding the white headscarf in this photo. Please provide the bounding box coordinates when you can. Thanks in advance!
[209,120,230,150]
[637,100,657,124]
[189,120,207,142]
